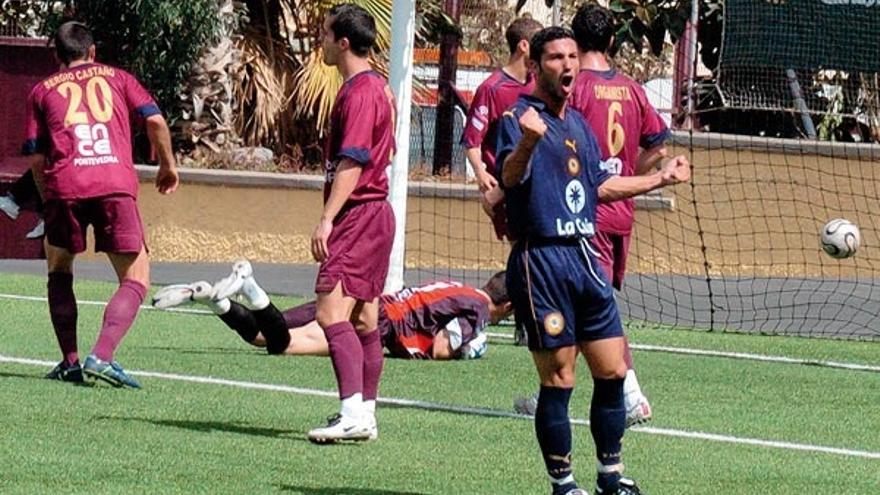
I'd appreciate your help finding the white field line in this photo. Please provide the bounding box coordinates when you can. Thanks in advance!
[1,353,879,460]
[485,332,880,373]
[2,292,878,372]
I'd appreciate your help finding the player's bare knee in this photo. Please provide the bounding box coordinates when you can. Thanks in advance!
[591,364,627,380]
[542,368,576,388]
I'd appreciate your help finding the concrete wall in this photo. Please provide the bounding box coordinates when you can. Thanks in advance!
[128,132,879,281]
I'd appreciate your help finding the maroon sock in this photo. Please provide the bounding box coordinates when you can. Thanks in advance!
[623,336,634,370]
[47,272,78,365]
[324,321,363,399]
[282,301,317,329]
[92,279,147,362]
[358,329,384,401]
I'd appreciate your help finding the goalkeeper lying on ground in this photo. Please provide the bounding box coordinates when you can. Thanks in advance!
[152,261,512,360]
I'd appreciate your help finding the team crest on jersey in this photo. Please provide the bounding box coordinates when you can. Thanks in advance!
[565,179,585,214]
[567,157,581,176]
[543,312,565,336]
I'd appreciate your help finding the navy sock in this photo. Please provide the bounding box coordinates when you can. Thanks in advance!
[252,303,292,354]
[535,385,575,491]
[218,301,260,343]
[591,377,626,491]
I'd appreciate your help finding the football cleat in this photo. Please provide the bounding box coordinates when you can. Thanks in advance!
[0,194,20,220]
[25,219,45,239]
[562,489,589,495]
[513,392,538,416]
[152,282,214,309]
[308,413,373,444]
[625,394,653,428]
[83,355,141,389]
[595,477,642,495]
[212,260,254,301]
[44,360,84,383]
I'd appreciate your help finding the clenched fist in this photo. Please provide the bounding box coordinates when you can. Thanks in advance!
[519,107,547,142]
[659,155,691,186]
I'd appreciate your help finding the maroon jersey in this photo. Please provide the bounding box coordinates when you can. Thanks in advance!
[323,70,396,207]
[22,63,160,201]
[379,281,491,359]
[570,69,669,235]
[460,69,534,175]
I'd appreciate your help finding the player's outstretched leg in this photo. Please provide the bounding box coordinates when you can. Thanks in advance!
[212,259,256,301]
[213,261,290,353]
[152,282,214,309]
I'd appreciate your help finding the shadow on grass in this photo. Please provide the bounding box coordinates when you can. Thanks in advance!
[279,485,427,495]
[96,415,309,440]
[0,371,94,387]
[137,345,258,356]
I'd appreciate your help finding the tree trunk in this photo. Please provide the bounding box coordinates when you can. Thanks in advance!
[432,0,461,175]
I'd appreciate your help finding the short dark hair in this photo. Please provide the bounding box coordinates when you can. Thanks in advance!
[54,21,94,64]
[505,17,543,55]
[328,3,376,57]
[482,271,509,306]
[529,26,575,63]
[571,3,615,53]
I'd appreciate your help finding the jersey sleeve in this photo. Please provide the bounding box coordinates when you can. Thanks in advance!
[460,83,493,149]
[123,71,161,119]
[22,88,49,156]
[495,108,531,188]
[636,85,670,149]
[333,91,378,166]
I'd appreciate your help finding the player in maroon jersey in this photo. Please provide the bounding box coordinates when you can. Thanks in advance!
[461,17,543,240]
[566,4,687,427]
[299,3,397,443]
[152,263,512,361]
[23,22,178,388]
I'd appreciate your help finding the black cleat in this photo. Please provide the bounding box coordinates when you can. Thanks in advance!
[45,360,84,383]
[595,477,642,495]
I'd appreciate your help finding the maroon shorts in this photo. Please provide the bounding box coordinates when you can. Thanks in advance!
[590,230,631,291]
[45,195,145,254]
[315,200,395,301]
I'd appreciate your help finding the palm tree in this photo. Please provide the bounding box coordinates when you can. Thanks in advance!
[176,0,246,154]
[289,0,392,135]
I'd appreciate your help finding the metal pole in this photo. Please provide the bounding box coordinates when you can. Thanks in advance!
[685,0,699,129]
[385,0,417,292]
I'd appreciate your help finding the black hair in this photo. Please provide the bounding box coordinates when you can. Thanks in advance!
[482,271,510,306]
[54,21,94,64]
[328,3,377,57]
[505,17,543,55]
[528,26,575,62]
[571,3,615,53]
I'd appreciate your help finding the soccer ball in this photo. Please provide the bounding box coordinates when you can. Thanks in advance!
[820,219,860,259]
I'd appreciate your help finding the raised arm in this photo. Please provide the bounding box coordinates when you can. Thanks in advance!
[501,107,546,188]
[599,154,690,203]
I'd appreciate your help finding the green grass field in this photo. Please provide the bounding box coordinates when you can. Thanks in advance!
[1,273,878,494]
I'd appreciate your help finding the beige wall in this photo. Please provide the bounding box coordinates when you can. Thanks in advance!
[123,143,877,278]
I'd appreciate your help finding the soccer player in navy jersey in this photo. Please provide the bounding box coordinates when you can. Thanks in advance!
[23,22,179,388]
[568,3,684,426]
[153,264,512,361]
[299,3,397,443]
[461,17,543,240]
[495,27,689,495]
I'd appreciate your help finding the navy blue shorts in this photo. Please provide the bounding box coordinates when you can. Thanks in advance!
[507,237,623,351]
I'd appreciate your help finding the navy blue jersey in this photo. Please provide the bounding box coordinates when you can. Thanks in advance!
[495,95,610,240]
